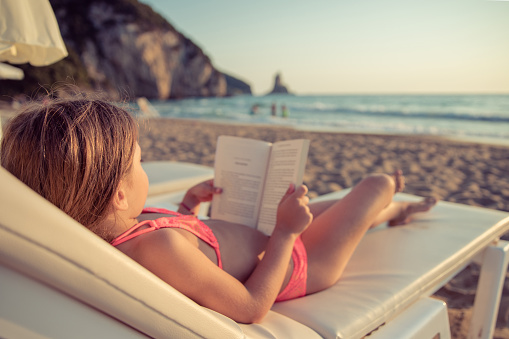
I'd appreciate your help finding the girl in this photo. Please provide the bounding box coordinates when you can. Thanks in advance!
[0,97,436,323]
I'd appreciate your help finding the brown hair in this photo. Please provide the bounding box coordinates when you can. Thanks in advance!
[1,96,138,241]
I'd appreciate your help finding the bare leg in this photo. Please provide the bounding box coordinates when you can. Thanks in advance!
[384,197,437,226]
[309,197,437,228]
[369,170,436,227]
[308,170,436,228]
[301,173,396,293]
[372,170,436,226]
[392,169,405,193]
[307,170,404,218]
[303,170,436,294]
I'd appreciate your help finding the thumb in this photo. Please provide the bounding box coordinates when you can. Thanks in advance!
[205,180,222,194]
[280,183,295,203]
[294,184,308,197]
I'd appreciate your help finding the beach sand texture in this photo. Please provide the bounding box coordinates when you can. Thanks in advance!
[138,118,509,339]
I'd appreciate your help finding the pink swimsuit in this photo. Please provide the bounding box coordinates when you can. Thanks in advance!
[110,207,307,302]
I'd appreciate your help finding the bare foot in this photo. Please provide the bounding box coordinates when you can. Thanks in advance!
[392,169,405,193]
[388,197,437,226]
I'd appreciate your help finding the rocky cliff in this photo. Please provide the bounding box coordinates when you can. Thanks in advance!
[0,0,251,100]
[224,74,252,96]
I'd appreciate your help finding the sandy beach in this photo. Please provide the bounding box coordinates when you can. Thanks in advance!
[137,118,509,338]
[138,118,509,211]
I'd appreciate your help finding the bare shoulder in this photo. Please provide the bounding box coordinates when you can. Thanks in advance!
[122,229,220,283]
[129,228,192,263]
[126,228,239,308]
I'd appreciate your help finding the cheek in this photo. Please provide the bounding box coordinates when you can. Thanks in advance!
[142,170,149,195]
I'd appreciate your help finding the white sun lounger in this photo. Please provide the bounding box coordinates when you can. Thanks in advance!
[1,162,509,338]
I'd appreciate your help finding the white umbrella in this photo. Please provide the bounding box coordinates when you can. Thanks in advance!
[0,0,68,66]
[0,62,24,79]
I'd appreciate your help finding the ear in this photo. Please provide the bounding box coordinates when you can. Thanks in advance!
[111,182,129,211]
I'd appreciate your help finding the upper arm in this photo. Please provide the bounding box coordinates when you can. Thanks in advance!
[136,230,262,322]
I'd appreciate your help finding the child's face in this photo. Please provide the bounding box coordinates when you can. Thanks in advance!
[126,142,149,217]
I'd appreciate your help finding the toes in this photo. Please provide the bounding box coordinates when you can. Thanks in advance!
[392,169,405,193]
[424,196,438,205]
[388,218,410,227]
[388,197,437,227]
[420,197,438,211]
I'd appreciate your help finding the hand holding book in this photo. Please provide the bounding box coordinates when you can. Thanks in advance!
[275,183,313,236]
[211,136,310,235]
[179,179,222,215]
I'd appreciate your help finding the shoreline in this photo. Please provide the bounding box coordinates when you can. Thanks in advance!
[144,115,509,149]
[295,124,509,148]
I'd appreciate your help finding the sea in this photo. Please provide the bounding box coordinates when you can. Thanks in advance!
[142,94,509,146]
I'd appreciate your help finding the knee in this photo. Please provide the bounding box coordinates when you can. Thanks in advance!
[360,173,395,198]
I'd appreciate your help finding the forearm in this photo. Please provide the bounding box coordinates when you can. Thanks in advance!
[193,183,310,323]
[178,180,220,215]
[178,193,200,215]
[237,184,312,322]
[239,229,297,323]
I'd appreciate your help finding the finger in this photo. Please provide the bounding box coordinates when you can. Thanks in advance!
[301,195,309,205]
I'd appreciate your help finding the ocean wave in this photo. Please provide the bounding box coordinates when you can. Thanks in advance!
[289,106,509,123]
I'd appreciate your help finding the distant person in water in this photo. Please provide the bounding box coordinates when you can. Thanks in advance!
[250,104,259,115]
[282,104,289,118]
[1,95,438,324]
[271,103,277,117]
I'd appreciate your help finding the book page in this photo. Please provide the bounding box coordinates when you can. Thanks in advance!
[257,139,310,235]
[211,136,272,228]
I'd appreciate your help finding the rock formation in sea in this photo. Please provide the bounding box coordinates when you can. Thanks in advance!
[0,0,251,100]
[267,73,290,95]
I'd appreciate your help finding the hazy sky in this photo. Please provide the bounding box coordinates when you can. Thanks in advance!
[141,0,509,95]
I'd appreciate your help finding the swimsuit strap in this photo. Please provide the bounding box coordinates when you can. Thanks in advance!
[110,220,156,246]
[110,207,179,246]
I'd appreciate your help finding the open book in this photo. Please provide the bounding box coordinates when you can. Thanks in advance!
[211,136,310,235]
